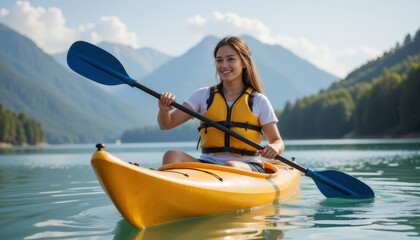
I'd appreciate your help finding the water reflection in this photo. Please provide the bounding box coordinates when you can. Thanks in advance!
[312,198,376,228]
[113,194,303,240]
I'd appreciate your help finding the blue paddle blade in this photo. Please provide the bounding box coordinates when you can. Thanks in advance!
[67,41,135,86]
[306,169,374,199]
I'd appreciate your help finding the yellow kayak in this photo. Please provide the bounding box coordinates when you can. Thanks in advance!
[91,148,301,229]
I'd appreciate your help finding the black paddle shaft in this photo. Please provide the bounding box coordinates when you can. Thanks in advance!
[133,82,307,173]
[67,41,375,198]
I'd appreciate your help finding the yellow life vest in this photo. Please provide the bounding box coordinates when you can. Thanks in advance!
[199,84,262,156]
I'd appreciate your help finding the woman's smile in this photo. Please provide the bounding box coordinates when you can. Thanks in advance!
[221,69,233,76]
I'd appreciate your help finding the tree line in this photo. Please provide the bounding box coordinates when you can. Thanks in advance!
[0,103,45,145]
[278,63,420,138]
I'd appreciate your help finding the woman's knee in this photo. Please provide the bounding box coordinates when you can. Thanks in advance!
[162,150,198,165]
[162,150,182,165]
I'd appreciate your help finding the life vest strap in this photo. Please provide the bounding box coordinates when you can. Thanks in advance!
[206,85,218,110]
[198,121,262,132]
[202,147,259,156]
[248,89,257,112]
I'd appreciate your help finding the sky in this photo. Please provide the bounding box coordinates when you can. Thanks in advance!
[1,0,419,78]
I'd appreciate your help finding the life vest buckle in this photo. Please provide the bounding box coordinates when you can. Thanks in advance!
[220,121,233,127]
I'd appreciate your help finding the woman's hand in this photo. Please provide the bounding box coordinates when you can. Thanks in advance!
[158,92,176,111]
[260,122,284,159]
[259,144,279,159]
[157,93,193,130]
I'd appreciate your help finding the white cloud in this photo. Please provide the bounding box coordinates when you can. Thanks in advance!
[186,11,381,78]
[187,14,207,26]
[187,11,270,39]
[87,16,139,48]
[0,1,139,54]
[0,8,9,17]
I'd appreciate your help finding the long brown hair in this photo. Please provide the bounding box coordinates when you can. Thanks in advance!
[213,36,263,94]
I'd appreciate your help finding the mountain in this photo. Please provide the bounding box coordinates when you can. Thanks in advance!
[330,31,420,90]
[112,35,339,112]
[241,35,338,100]
[0,22,154,143]
[277,28,420,139]
[98,42,173,79]
[53,42,173,81]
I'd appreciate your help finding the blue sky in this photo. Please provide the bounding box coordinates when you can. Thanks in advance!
[1,0,419,77]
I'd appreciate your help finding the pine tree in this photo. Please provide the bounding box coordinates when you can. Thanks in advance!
[399,63,420,132]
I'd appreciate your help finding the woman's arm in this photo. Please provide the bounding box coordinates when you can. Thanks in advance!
[157,92,194,130]
[259,121,284,159]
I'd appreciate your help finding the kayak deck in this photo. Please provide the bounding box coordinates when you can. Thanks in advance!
[91,150,301,228]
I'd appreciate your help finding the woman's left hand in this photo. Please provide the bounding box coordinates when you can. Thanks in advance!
[259,144,278,159]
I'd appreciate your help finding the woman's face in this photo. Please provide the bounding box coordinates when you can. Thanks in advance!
[215,45,246,83]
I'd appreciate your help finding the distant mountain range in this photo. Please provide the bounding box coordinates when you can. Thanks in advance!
[110,35,339,112]
[0,22,155,143]
[0,21,339,144]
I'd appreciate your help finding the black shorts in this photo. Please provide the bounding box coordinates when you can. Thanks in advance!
[198,159,266,173]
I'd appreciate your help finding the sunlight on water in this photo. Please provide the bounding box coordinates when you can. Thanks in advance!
[0,139,419,239]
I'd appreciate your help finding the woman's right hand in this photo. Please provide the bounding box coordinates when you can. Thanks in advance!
[158,92,176,111]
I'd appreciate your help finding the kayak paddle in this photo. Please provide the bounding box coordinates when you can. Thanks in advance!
[67,41,374,199]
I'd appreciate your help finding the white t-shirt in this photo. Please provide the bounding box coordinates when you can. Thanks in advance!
[184,86,278,164]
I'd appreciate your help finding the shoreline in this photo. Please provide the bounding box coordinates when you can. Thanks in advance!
[1,133,420,148]
[0,142,49,148]
[342,132,420,139]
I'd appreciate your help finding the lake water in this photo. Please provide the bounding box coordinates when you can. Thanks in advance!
[0,139,419,239]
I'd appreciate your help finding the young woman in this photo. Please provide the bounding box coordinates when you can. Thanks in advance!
[157,36,284,173]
